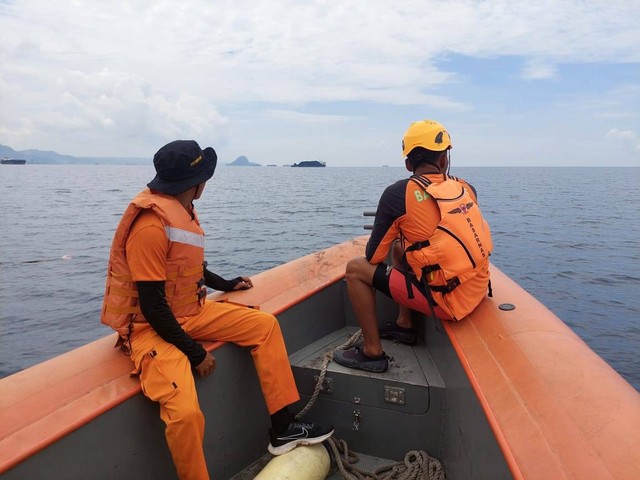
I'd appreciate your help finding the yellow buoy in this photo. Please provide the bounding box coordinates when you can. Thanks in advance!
[254,444,331,480]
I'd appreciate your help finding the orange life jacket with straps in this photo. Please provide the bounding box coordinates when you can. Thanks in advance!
[403,174,493,320]
[100,189,206,348]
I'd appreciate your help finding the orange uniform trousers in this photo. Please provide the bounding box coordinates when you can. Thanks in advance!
[129,299,301,480]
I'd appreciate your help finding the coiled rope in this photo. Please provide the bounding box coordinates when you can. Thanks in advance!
[295,330,446,480]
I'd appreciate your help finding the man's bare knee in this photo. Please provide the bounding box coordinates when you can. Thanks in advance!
[346,257,376,285]
[346,257,367,274]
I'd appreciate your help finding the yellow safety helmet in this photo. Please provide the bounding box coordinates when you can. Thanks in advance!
[402,120,452,157]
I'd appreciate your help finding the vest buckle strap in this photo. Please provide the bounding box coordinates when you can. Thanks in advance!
[430,277,461,294]
[422,264,442,274]
[406,240,430,252]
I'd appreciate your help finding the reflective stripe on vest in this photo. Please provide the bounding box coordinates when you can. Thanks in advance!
[165,226,205,249]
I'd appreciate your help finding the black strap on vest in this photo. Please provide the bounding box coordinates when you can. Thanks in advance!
[422,264,441,274]
[429,277,461,294]
[421,267,442,328]
[409,174,432,192]
[405,240,430,252]
[405,274,414,300]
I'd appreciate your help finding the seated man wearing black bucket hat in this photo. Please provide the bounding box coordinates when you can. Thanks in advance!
[101,140,333,479]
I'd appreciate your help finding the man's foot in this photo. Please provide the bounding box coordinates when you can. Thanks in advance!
[268,421,334,456]
[378,321,417,345]
[333,346,389,373]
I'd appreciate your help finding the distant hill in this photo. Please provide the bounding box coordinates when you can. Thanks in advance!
[0,144,147,165]
[227,155,261,167]
[0,144,263,167]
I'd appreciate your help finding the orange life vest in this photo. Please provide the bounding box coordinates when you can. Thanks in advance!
[403,175,493,320]
[100,189,206,344]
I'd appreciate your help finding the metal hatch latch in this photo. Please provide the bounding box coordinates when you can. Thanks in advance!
[352,409,361,431]
[384,386,406,405]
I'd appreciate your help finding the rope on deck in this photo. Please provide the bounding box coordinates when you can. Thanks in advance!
[295,330,446,480]
[295,329,362,420]
[326,437,445,480]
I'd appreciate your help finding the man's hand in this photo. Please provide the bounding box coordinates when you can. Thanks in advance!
[233,276,253,290]
[195,352,216,377]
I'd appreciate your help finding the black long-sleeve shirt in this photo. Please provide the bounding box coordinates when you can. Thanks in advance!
[136,268,242,366]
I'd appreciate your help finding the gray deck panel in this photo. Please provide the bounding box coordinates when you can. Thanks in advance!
[291,326,437,388]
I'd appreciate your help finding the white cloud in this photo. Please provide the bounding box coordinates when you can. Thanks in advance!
[0,64,227,156]
[606,128,640,151]
[521,61,557,80]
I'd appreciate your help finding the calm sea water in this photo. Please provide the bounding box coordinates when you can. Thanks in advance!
[1,165,638,391]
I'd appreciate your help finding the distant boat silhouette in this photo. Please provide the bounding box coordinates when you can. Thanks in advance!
[1,157,27,165]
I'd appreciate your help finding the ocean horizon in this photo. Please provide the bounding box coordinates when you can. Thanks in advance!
[1,164,638,391]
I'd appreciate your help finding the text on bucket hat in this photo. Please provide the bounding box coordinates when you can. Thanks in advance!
[147,140,217,195]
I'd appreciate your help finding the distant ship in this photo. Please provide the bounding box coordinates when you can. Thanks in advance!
[1,157,27,165]
[291,160,326,167]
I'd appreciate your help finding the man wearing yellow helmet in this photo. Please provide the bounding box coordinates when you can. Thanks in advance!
[334,120,493,373]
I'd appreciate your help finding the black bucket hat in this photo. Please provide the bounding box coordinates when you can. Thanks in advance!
[147,140,217,195]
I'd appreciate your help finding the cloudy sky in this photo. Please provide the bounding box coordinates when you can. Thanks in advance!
[1,0,639,166]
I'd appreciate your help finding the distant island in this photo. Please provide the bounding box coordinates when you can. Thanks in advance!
[227,155,261,167]
[291,160,326,168]
[1,144,327,168]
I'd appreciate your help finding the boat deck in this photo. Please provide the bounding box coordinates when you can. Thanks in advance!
[232,326,443,479]
[290,326,441,388]
[290,327,441,458]
[230,318,509,478]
